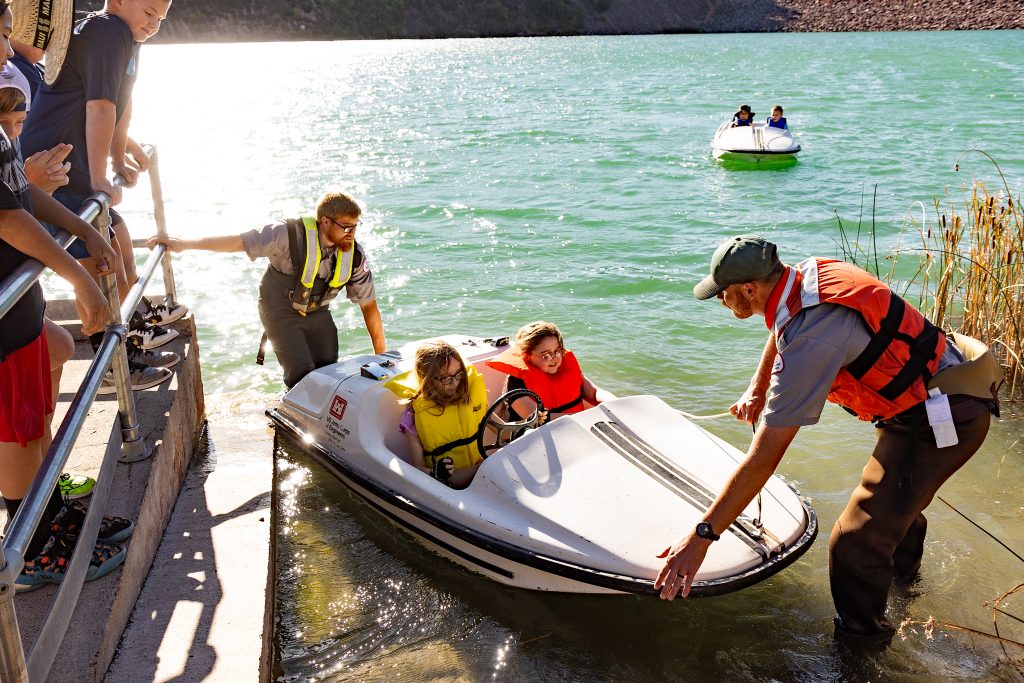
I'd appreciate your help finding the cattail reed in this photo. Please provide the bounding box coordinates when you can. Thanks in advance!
[838,177,1023,405]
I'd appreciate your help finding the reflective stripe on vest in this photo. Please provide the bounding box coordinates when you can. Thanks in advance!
[288,217,355,313]
[766,258,945,421]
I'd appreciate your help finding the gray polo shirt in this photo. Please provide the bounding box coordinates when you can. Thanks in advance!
[763,304,961,427]
[240,222,377,304]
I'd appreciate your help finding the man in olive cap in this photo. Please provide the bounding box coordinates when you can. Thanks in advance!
[656,235,998,642]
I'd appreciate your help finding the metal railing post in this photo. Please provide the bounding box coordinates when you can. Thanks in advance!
[92,200,150,462]
[0,544,29,683]
[146,145,178,308]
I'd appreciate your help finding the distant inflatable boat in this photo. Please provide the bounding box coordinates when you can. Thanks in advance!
[267,335,817,596]
[711,122,801,163]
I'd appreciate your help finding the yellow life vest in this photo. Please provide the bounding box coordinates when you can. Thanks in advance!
[407,365,488,470]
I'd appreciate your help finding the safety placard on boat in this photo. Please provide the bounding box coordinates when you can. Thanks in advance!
[330,395,348,420]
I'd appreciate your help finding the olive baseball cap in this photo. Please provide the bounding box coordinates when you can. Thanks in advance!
[693,235,779,300]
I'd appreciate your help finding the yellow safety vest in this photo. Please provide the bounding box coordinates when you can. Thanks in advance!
[287,217,354,314]
[388,365,488,470]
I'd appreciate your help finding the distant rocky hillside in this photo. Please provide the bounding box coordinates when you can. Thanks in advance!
[80,0,1024,42]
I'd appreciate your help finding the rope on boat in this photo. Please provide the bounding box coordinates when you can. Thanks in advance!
[677,410,733,420]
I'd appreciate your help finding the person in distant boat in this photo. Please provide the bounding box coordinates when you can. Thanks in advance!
[146,191,386,388]
[485,321,614,421]
[767,105,788,130]
[397,341,487,489]
[731,104,754,127]
[655,235,1000,645]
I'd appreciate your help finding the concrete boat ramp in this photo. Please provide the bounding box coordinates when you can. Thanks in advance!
[1,303,276,682]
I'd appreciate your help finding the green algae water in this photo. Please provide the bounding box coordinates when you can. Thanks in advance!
[105,30,1024,680]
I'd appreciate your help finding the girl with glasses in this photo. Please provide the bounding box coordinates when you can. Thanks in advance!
[398,341,488,488]
[486,321,615,421]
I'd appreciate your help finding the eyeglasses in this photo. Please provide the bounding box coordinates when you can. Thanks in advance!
[325,217,359,234]
[436,369,466,388]
[531,347,564,363]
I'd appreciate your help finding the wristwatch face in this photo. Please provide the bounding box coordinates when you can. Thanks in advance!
[696,522,719,541]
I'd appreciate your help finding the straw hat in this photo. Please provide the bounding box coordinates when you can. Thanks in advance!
[10,0,76,86]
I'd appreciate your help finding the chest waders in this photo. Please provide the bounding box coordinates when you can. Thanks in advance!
[256,217,356,365]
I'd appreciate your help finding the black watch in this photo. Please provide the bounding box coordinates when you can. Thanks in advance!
[695,521,720,542]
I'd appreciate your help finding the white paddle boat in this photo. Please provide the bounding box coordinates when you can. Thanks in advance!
[267,335,817,596]
[711,121,801,163]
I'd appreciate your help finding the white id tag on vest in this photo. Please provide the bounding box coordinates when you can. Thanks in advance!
[925,388,958,448]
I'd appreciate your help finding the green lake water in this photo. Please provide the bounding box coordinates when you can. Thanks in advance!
[90,30,1024,681]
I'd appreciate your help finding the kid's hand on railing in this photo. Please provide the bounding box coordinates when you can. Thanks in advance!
[83,231,116,274]
[72,276,109,336]
[112,159,139,188]
[125,138,150,173]
[24,144,72,194]
[92,178,123,206]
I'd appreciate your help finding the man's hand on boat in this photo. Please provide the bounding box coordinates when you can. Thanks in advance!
[654,532,712,600]
[730,385,767,424]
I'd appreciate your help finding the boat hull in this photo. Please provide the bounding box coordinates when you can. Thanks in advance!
[711,121,801,163]
[268,335,818,596]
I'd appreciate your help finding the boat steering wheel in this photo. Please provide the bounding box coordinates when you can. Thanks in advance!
[477,389,546,458]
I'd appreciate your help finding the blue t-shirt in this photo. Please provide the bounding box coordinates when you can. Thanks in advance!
[0,127,43,358]
[20,12,140,198]
[767,116,788,130]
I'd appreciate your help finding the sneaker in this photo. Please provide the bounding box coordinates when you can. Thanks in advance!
[50,499,135,544]
[98,362,173,395]
[15,548,52,592]
[127,323,178,350]
[16,534,127,590]
[127,345,181,370]
[138,295,188,326]
[58,473,95,500]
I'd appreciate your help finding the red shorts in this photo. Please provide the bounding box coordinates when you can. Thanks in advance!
[0,330,52,447]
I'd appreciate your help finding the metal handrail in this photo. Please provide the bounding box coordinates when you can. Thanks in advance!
[0,144,178,682]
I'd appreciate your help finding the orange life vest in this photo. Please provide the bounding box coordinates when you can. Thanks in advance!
[766,258,946,422]
[485,349,586,415]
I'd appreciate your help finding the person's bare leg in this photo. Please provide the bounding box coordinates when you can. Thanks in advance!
[0,439,44,501]
[111,219,138,288]
[43,319,75,419]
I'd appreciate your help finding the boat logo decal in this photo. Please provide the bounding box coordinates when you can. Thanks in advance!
[330,395,348,420]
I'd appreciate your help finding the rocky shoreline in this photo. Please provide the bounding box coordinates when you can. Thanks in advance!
[79,0,1023,43]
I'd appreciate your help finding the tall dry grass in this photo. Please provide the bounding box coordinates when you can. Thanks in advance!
[836,152,1023,404]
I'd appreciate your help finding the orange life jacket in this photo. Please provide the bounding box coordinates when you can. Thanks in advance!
[485,349,586,415]
[766,258,946,422]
